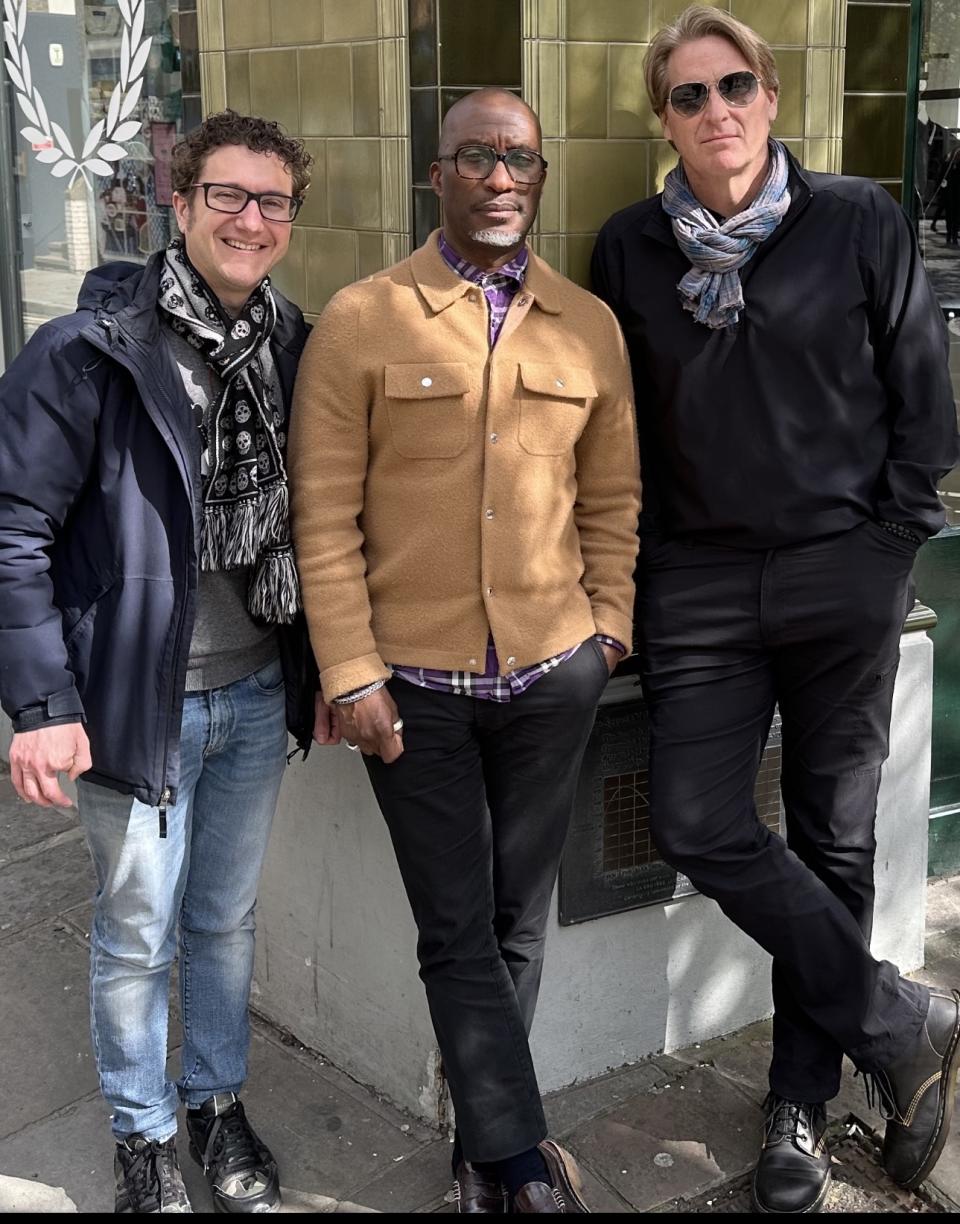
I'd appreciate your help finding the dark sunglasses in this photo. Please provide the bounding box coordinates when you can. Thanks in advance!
[668,70,761,118]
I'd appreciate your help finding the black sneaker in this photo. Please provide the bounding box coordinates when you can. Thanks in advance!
[114,1134,192,1214]
[186,1093,280,1213]
[751,1095,832,1214]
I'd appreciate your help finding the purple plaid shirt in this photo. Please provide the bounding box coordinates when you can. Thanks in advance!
[387,234,622,702]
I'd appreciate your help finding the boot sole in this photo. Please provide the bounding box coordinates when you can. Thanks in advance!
[895,989,960,1191]
[538,1140,590,1214]
[750,1166,832,1214]
[187,1140,281,1214]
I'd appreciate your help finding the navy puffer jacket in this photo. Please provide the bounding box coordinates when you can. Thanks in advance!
[0,253,315,808]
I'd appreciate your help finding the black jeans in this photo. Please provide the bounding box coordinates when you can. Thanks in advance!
[640,521,930,1103]
[364,642,610,1162]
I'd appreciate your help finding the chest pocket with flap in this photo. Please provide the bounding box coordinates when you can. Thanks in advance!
[384,362,471,459]
[518,363,597,455]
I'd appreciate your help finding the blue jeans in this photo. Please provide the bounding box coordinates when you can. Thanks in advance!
[77,659,288,1141]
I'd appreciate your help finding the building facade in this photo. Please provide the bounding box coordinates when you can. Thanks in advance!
[0,0,957,1118]
[3,0,956,858]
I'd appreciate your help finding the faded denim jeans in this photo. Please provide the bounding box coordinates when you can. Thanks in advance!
[77,658,288,1141]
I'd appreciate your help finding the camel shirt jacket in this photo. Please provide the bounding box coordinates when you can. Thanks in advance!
[289,231,641,703]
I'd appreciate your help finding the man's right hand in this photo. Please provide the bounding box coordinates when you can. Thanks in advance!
[337,687,404,764]
[9,722,92,808]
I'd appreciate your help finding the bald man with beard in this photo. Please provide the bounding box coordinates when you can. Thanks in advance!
[289,89,640,1213]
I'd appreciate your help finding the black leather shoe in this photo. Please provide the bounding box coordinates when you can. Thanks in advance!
[751,1095,832,1214]
[867,988,960,1189]
[451,1162,507,1213]
[513,1181,565,1213]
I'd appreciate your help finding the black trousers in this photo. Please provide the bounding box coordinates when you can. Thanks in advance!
[640,521,930,1102]
[364,642,610,1162]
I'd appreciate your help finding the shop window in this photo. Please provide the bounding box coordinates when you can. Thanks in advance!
[4,0,191,344]
[407,0,522,250]
[915,0,960,515]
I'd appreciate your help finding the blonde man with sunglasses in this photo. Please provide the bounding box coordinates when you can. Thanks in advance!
[592,5,959,1215]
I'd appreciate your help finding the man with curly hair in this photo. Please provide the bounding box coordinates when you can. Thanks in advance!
[0,111,319,1213]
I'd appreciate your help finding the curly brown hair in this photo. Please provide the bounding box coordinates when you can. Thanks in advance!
[170,110,313,199]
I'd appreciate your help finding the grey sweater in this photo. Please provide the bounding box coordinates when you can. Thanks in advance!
[162,322,278,692]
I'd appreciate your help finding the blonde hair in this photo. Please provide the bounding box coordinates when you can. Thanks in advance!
[644,5,780,116]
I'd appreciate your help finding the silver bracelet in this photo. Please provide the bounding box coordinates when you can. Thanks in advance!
[332,679,386,706]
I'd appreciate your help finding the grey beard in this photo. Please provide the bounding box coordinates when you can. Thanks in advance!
[470,227,525,248]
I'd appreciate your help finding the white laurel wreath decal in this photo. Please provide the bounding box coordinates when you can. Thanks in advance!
[3,0,151,186]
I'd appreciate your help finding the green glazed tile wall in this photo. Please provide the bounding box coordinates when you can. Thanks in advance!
[198,0,411,319]
[408,0,523,249]
[523,0,849,286]
[841,1,912,192]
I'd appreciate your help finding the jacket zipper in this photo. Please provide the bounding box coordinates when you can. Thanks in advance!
[91,316,194,836]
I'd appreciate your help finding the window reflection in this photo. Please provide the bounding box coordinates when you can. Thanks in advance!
[13,1,186,342]
[917,0,960,520]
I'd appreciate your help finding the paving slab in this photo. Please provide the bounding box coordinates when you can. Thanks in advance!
[0,1092,382,1215]
[0,1094,116,1213]
[926,1109,960,1208]
[927,876,960,933]
[543,1060,671,1138]
[567,1064,762,1211]
[0,775,79,859]
[247,1017,439,1146]
[351,1135,452,1213]
[0,922,99,1139]
[662,1127,948,1213]
[0,835,95,941]
[234,1027,424,1204]
[916,929,960,989]
[59,898,94,942]
[564,1149,638,1214]
[660,1021,771,1102]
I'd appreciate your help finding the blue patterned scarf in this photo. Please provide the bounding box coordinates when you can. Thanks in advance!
[662,139,791,329]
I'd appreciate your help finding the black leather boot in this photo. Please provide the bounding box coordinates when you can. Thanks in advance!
[864,988,960,1189]
[751,1094,832,1214]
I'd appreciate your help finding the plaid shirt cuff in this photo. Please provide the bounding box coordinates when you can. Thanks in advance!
[595,635,626,655]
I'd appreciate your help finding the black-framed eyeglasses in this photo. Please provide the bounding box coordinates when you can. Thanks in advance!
[438,145,548,185]
[191,182,303,222]
[668,70,761,118]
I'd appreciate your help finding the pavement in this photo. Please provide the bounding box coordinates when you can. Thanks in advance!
[1,764,959,1214]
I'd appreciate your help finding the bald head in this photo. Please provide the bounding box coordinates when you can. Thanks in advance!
[429,87,545,270]
[439,89,542,156]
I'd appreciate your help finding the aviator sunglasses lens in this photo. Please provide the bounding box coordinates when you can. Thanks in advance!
[669,82,709,116]
[669,70,759,116]
[717,70,759,106]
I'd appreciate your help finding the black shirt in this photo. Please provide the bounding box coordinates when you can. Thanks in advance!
[592,159,958,548]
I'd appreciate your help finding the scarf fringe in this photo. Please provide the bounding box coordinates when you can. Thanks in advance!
[249,547,301,625]
[202,482,290,570]
[201,484,301,624]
